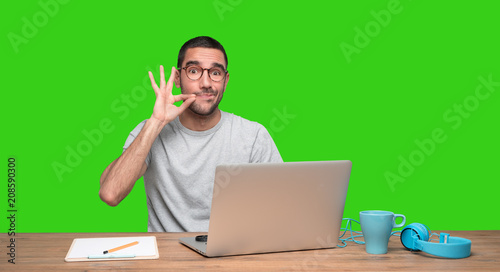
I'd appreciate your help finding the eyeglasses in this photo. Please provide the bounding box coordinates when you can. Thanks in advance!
[181,65,227,82]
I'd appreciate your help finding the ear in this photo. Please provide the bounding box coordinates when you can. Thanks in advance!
[174,68,180,88]
[222,72,230,93]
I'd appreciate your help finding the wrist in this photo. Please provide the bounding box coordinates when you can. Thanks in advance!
[146,116,168,134]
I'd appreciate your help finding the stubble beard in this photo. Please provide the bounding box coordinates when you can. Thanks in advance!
[181,81,224,116]
[189,97,221,116]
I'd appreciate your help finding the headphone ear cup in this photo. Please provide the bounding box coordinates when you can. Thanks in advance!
[400,223,430,250]
[414,223,430,241]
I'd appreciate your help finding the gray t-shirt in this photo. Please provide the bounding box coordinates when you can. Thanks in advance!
[123,111,282,232]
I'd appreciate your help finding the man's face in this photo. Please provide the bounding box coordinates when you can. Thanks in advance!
[175,47,229,116]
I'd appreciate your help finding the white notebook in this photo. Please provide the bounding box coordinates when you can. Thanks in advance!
[65,236,159,262]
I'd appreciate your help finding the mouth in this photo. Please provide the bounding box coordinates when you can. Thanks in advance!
[195,92,216,100]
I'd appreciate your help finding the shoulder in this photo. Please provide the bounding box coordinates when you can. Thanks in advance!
[221,112,282,163]
[222,111,267,133]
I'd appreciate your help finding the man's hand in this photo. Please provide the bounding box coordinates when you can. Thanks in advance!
[149,65,196,125]
[100,65,195,207]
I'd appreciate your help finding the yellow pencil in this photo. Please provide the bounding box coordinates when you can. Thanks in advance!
[103,241,139,254]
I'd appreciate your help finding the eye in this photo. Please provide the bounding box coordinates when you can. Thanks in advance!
[187,67,200,74]
[210,69,222,76]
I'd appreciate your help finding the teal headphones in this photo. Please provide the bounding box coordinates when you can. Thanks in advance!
[400,223,472,259]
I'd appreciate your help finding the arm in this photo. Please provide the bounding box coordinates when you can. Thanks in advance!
[250,125,283,163]
[99,65,196,206]
[99,118,162,206]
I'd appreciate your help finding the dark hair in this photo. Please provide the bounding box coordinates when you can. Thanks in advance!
[177,36,228,69]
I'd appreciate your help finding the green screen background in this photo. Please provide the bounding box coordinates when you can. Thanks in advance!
[2,0,499,233]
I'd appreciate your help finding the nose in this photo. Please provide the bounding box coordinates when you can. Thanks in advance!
[199,69,212,89]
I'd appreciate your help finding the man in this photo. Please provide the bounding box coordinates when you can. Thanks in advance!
[99,36,282,232]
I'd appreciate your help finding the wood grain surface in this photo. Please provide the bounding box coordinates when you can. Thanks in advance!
[1,231,499,271]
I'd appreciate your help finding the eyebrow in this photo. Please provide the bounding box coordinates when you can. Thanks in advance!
[185,60,226,71]
[185,60,200,67]
[211,63,226,71]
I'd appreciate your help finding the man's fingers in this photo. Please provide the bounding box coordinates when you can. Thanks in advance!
[148,71,159,93]
[166,66,176,93]
[160,65,166,88]
[173,94,196,103]
[177,97,196,113]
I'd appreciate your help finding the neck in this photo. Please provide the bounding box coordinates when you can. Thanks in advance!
[179,108,222,131]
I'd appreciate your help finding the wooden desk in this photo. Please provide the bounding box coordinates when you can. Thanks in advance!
[2,231,499,271]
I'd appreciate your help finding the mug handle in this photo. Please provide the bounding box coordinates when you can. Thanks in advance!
[393,214,406,228]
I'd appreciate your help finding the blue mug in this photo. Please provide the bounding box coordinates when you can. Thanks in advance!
[360,210,406,254]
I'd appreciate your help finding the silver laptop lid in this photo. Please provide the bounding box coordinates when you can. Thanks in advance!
[205,160,352,257]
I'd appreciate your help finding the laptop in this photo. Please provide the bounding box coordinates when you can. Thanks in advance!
[179,160,352,257]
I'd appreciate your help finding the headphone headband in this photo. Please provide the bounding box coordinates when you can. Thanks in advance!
[400,223,471,259]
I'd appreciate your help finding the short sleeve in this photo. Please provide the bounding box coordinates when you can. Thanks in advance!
[250,124,283,163]
[123,120,152,167]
